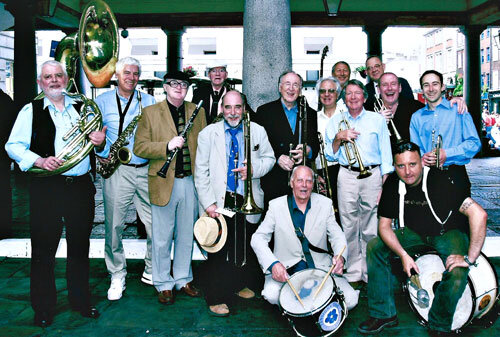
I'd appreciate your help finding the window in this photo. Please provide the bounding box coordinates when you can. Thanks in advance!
[481,49,484,64]
[486,30,490,38]
[487,47,490,62]
[481,32,484,39]
[130,38,158,56]
[487,73,490,87]
[306,70,319,81]
[187,37,216,55]
[481,74,484,87]
[303,37,332,56]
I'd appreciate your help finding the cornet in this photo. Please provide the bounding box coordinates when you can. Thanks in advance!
[338,112,372,179]
[374,97,403,143]
[432,130,443,170]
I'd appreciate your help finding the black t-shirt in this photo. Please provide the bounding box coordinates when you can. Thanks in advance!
[378,169,469,237]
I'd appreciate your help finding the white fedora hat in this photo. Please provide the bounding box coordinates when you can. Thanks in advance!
[206,61,227,72]
[193,213,227,253]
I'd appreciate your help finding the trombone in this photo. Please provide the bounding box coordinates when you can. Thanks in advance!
[338,112,372,179]
[233,112,262,267]
[317,132,333,199]
[374,97,403,143]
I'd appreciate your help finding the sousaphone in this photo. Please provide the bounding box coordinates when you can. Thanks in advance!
[29,0,119,176]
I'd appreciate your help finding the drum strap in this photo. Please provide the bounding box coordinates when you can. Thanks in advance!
[398,166,452,230]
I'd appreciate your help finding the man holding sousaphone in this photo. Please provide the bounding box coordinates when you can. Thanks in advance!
[134,70,206,306]
[5,60,106,327]
[358,141,488,335]
[194,90,275,316]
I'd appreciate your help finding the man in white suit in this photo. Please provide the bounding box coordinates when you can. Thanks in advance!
[251,165,359,310]
[195,90,275,316]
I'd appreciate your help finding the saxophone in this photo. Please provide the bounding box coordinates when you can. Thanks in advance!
[97,91,144,179]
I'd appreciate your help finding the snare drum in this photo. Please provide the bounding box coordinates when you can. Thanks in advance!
[279,268,347,337]
[404,252,498,332]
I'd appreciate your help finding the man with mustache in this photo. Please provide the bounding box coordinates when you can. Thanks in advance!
[254,71,319,208]
[324,79,393,288]
[410,70,481,194]
[195,90,275,316]
[332,61,351,89]
[358,141,486,335]
[94,57,156,300]
[5,60,106,326]
[134,70,207,306]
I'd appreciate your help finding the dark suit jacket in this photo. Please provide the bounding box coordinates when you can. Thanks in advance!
[0,90,16,167]
[254,98,319,204]
[391,96,425,144]
[364,77,413,111]
[192,82,230,124]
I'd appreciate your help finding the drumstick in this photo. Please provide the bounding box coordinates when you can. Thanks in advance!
[313,245,346,300]
[286,279,306,309]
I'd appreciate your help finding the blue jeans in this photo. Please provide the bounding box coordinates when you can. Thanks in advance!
[366,227,469,332]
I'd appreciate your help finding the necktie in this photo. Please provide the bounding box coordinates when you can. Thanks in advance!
[227,128,239,192]
[211,90,220,121]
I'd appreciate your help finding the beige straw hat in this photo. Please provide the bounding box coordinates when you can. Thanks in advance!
[193,212,227,253]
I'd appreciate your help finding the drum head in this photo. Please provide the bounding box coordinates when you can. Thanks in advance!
[279,268,334,316]
[407,254,473,331]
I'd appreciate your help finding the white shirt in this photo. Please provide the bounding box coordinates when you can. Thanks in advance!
[315,98,348,169]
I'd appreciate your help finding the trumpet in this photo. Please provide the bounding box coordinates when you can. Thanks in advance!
[338,112,372,179]
[432,130,443,170]
[374,97,403,143]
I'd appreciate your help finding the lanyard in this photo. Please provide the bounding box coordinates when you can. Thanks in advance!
[116,91,135,135]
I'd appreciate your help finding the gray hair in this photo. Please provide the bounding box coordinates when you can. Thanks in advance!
[342,79,369,99]
[290,165,315,184]
[37,60,67,80]
[278,70,303,89]
[315,76,341,99]
[116,57,141,76]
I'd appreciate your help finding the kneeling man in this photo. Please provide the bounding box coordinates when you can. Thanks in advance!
[251,165,359,310]
[358,141,487,335]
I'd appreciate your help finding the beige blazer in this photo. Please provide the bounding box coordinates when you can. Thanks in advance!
[134,100,206,206]
[251,193,348,273]
[194,120,275,224]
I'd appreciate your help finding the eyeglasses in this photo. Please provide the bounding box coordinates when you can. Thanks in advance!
[319,89,337,95]
[367,64,382,72]
[166,80,189,89]
[209,68,227,74]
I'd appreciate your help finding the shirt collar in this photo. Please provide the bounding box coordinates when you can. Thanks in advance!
[43,94,75,111]
[425,96,450,111]
[347,108,366,120]
[280,99,298,113]
[291,195,311,214]
[116,88,136,101]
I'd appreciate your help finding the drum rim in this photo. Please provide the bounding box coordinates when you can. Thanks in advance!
[279,268,336,318]
[403,251,497,332]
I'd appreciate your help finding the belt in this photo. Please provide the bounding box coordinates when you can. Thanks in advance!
[60,173,90,185]
[441,164,464,171]
[123,162,148,168]
[341,164,380,172]
[175,172,192,178]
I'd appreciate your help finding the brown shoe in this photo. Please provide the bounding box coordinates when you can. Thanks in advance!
[158,290,175,305]
[180,282,201,297]
[208,304,230,317]
[237,287,255,299]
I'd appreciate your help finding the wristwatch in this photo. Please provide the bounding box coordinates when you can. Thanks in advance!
[464,255,478,267]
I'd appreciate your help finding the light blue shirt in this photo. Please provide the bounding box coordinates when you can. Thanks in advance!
[324,109,394,176]
[281,100,298,134]
[5,95,91,176]
[95,89,156,165]
[224,121,244,196]
[410,97,481,166]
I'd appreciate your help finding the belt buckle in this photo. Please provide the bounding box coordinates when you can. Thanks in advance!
[65,176,74,185]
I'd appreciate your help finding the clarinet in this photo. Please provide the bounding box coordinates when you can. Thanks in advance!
[157,100,203,178]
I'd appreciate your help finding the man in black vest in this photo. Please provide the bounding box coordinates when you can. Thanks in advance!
[5,60,106,327]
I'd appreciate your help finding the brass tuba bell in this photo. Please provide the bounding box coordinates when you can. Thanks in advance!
[29,0,119,176]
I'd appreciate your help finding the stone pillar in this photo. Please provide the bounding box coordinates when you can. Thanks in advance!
[363,25,387,57]
[461,26,484,140]
[243,0,292,110]
[162,27,185,73]
[8,0,37,110]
